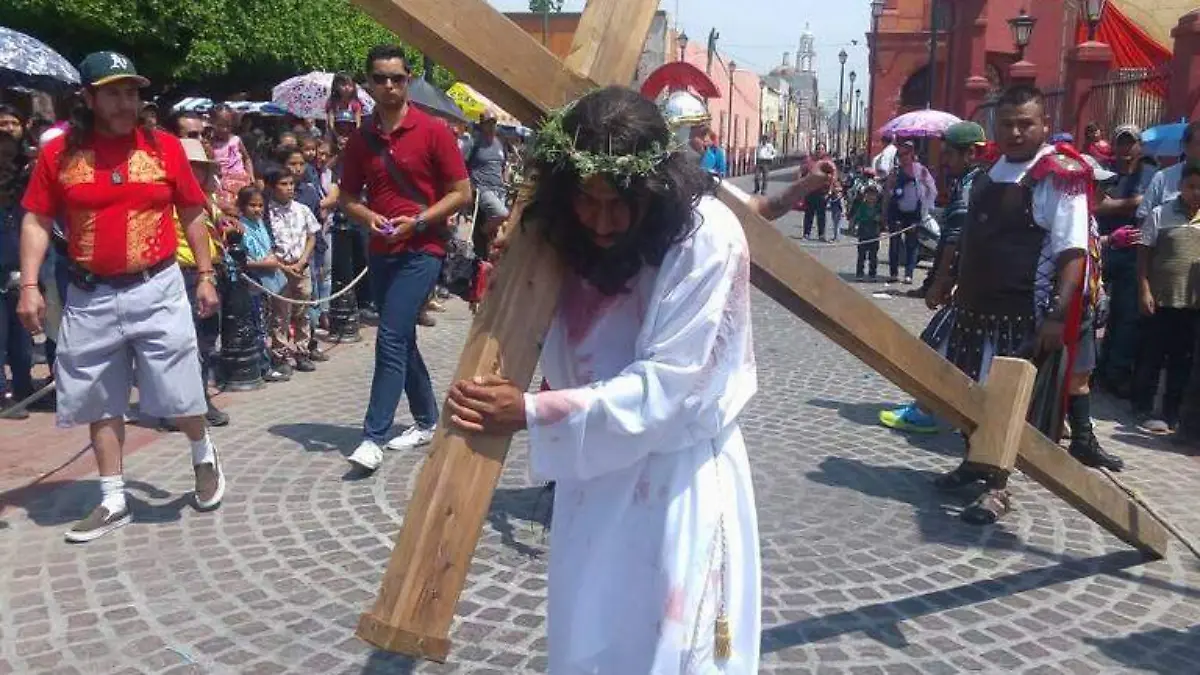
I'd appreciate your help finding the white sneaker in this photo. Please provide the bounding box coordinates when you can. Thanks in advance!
[347,440,384,472]
[385,425,436,451]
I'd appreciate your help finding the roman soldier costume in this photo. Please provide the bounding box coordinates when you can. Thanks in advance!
[640,61,721,150]
[926,143,1095,523]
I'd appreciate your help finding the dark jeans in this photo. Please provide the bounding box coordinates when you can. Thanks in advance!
[888,210,921,279]
[1179,315,1200,435]
[1132,307,1198,423]
[0,289,34,398]
[803,194,828,238]
[362,251,443,443]
[353,227,375,310]
[1097,250,1139,386]
[182,267,221,389]
[754,161,771,194]
[856,241,879,278]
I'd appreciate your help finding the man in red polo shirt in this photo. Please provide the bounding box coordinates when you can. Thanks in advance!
[17,52,226,542]
[339,45,472,471]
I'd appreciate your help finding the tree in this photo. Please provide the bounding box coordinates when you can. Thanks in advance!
[5,0,455,98]
[528,0,565,12]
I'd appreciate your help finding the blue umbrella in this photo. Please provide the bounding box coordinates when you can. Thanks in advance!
[1141,122,1186,158]
[0,27,80,92]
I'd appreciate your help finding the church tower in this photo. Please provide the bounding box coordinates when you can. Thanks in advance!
[797,23,816,73]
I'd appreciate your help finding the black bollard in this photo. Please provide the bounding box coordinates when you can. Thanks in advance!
[329,211,361,343]
[219,231,265,391]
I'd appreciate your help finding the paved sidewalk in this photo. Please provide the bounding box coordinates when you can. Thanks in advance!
[1,175,1199,674]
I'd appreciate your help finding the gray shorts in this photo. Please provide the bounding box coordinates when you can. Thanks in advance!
[55,263,207,427]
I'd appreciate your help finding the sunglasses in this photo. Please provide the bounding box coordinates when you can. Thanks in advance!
[370,73,410,86]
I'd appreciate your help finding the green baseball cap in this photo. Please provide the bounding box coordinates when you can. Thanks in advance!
[944,121,987,148]
[78,51,150,88]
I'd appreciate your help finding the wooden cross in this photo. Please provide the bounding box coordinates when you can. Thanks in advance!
[350,0,1172,663]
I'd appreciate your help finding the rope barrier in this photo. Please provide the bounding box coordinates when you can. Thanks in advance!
[791,221,923,249]
[239,264,370,307]
[1099,467,1200,560]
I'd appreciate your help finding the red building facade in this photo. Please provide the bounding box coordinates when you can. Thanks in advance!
[866,0,1186,154]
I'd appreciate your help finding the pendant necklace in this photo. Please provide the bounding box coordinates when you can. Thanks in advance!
[111,169,124,185]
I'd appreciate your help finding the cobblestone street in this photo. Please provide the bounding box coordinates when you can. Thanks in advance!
[2,173,1199,675]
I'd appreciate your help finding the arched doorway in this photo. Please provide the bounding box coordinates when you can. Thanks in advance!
[899,65,929,112]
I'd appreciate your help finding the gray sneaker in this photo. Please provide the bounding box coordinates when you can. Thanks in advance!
[64,504,132,543]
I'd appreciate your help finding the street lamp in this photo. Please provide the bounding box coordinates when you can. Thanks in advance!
[847,70,856,158]
[678,31,688,62]
[835,48,847,157]
[1008,8,1037,61]
[868,0,885,157]
[727,61,736,167]
[1083,0,1108,42]
[855,87,862,153]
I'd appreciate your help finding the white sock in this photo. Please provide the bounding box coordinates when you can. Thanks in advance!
[190,432,216,467]
[99,475,127,514]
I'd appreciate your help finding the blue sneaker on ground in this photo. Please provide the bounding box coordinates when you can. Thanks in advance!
[879,404,939,434]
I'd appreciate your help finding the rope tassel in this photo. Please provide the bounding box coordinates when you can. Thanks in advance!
[713,614,733,661]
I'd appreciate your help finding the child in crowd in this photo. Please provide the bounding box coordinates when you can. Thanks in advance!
[311,140,340,333]
[325,72,362,135]
[1134,162,1200,434]
[263,165,321,374]
[235,186,290,383]
[175,138,230,427]
[279,147,322,219]
[828,174,845,242]
[852,182,883,282]
[210,104,255,215]
[299,136,320,187]
[277,146,331,359]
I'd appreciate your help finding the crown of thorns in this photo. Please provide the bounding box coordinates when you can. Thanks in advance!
[531,103,676,187]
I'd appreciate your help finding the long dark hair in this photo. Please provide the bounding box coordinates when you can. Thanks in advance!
[330,72,356,105]
[0,132,27,207]
[525,86,715,296]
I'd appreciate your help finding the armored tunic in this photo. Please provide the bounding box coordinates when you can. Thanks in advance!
[925,145,1092,385]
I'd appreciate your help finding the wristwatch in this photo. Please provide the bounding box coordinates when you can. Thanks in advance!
[196,270,218,286]
[413,215,430,234]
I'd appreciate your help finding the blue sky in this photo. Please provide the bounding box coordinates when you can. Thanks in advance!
[485,0,871,102]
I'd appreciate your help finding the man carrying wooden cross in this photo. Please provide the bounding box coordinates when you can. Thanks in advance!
[921,85,1116,524]
[444,87,762,674]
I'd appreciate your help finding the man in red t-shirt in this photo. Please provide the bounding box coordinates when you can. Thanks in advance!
[338,44,472,471]
[17,52,227,543]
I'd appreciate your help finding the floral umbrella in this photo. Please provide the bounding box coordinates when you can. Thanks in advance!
[879,109,963,139]
[271,71,375,120]
[0,27,80,93]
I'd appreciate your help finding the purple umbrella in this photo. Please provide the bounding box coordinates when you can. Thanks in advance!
[879,109,962,139]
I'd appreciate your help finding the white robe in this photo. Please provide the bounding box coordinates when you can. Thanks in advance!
[523,196,762,674]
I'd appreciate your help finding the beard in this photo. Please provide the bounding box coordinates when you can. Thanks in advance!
[553,220,646,297]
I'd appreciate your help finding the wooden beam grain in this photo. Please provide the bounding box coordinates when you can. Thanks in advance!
[354,0,591,124]
[563,0,660,86]
[967,357,1036,473]
[716,184,1169,558]
[355,0,661,660]
[357,201,565,662]
[354,0,1170,661]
